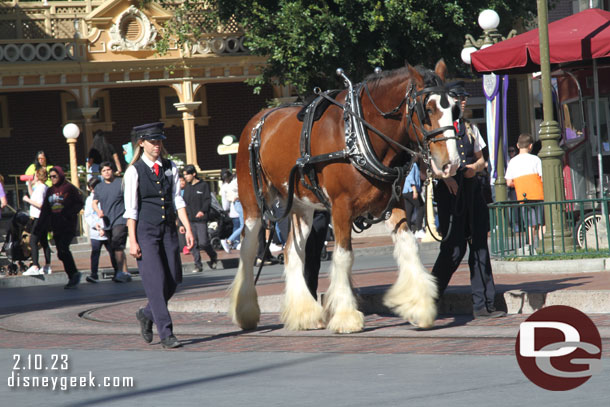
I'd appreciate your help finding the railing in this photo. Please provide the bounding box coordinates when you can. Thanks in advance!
[488,198,610,259]
[0,1,242,40]
[0,1,100,41]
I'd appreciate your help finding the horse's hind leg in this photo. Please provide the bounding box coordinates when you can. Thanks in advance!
[281,208,324,330]
[228,216,262,330]
[324,206,364,334]
[383,207,437,328]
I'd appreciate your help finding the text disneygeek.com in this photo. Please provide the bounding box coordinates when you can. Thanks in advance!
[7,353,134,391]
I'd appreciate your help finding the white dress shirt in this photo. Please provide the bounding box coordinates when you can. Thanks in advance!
[123,154,186,221]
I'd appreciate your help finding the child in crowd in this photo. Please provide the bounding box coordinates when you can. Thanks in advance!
[84,177,118,282]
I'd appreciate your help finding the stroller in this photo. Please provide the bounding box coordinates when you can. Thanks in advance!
[1,210,33,275]
[207,194,234,251]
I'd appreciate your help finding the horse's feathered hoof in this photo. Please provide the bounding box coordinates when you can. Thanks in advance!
[326,309,364,334]
[281,295,325,331]
[232,304,260,331]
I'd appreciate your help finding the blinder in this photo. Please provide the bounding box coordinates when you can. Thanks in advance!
[408,85,457,143]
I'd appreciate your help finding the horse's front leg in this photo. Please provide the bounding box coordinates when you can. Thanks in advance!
[383,207,437,328]
[281,209,325,330]
[324,204,364,334]
[228,216,261,330]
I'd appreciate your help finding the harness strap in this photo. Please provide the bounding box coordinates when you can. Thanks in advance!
[298,93,340,210]
[315,89,421,158]
[363,82,406,119]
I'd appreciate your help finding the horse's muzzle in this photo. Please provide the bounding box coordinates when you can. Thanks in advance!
[431,159,458,178]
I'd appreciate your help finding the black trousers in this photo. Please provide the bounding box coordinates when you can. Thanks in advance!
[137,221,182,340]
[304,211,331,300]
[90,239,118,277]
[403,192,424,231]
[257,224,273,261]
[431,176,497,312]
[54,231,78,278]
[29,219,51,267]
[191,221,217,267]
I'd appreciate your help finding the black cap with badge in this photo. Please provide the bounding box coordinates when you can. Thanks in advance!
[446,81,471,98]
[132,122,167,140]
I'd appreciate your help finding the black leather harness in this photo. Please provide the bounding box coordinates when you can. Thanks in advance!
[248,71,457,231]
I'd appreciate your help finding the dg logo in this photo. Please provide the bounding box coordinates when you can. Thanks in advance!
[515,305,602,391]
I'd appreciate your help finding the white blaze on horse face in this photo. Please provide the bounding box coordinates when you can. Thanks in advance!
[428,95,460,177]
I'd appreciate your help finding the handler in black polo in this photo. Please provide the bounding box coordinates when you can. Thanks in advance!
[431,82,505,319]
[123,122,194,349]
[182,164,218,272]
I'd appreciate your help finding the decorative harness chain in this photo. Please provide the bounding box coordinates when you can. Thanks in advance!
[248,68,457,231]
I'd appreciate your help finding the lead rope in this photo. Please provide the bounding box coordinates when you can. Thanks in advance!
[423,170,454,243]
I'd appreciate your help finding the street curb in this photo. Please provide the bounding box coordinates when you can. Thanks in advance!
[168,287,610,315]
[491,257,610,274]
[2,240,608,288]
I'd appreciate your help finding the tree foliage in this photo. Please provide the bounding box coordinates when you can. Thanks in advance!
[158,0,538,97]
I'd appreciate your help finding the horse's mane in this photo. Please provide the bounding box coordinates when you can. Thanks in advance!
[364,65,443,88]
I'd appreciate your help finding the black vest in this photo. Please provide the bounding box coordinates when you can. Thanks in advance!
[134,158,175,225]
[456,120,476,169]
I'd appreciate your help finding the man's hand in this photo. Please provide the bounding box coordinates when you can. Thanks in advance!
[463,164,477,179]
[185,229,195,250]
[96,209,104,218]
[195,211,204,218]
[413,190,419,200]
[443,177,458,195]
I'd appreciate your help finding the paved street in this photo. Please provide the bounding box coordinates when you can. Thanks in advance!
[1,243,609,406]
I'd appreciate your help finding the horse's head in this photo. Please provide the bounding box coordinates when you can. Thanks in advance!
[406,60,460,178]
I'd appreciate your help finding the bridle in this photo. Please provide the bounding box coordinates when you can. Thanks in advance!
[363,79,458,168]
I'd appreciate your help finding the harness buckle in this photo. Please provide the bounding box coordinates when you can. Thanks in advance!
[296,156,310,168]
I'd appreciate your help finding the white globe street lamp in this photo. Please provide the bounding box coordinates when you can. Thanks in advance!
[460,10,516,202]
[478,9,500,30]
[62,123,80,188]
[461,9,516,65]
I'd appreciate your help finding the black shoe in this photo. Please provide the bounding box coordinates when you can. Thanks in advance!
[136,309,153,344]
[473,307,507,319]
[206,260,217,270]
[86,275,99,283]
[160,335,182,349]
[64,272,82,289]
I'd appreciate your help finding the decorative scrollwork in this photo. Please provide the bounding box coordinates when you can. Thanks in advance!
[108,6,157,52]
[191,36,248,55]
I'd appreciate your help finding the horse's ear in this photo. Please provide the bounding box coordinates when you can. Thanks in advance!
[407,64,424,90]
[434,59,448,82]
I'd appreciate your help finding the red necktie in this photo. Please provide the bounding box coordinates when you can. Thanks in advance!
[153,163,160,176]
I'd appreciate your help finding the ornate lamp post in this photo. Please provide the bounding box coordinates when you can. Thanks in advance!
[536,0,569,247]
[461,9,516,202]
[62,123,80,189]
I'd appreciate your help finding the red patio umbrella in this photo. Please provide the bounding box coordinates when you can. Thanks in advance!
[471,8,610,74]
